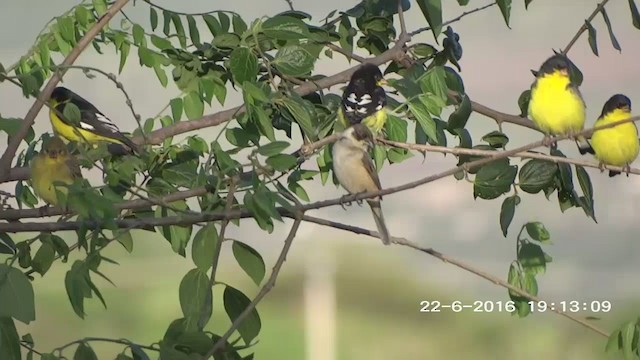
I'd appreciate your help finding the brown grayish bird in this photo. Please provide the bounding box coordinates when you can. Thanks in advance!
[332,123,391,245]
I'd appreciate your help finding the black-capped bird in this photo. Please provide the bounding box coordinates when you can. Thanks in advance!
[332,123,391,245]
[30,136,82,207]
[337,63,388,135]
[48,86,139,154]
[586,94,639,177]
[528,54,591,152]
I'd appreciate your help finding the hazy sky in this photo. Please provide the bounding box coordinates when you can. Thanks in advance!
[1,0,639,300]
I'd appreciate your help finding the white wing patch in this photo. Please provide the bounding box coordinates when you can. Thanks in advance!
[345,105,354,112]
[79,122,95,131]
[375,104,383,111]
[347,93,358,104]
[358,94,372,105]
[96,112,121,133]
[356,107,368,114]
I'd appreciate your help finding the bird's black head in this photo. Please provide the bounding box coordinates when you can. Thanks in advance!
[537,54,571,77]
[600,94,632,118]
[349,63,386,90]
[50,87,72,103]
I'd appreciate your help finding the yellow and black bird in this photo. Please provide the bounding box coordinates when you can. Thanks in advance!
[528,54,591,152]
[30,136,82,207]
[586,94,639,177]
[48,86,139,154]
[337,63,388,135]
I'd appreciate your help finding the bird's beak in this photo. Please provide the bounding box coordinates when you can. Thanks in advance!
[622,105,631,112]
[559,68,569,76]
[377,78,388,86]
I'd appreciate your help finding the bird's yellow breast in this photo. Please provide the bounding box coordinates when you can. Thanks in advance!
[591,109,639,166]
[30,155,75,206]
[528,73,585,135]
[49,108,120,145]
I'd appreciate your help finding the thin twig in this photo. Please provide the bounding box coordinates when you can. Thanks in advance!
[410,2,497,37]
[0,0,131,182]
[142,0,240,17]
[295,214,609,337]
[562,0,612,54]
[378,138,640,175]
[325,43,366,63]
[203,213,304,359]
[397,0,407,36]
[201,179,237,328]
[284,0,294,11]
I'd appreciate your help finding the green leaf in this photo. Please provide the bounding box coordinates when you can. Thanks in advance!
[585,20,598,56]
[266,154,298,171]
[518,159,557,194]
[63,103,82,126]
[457,0,470,4]
[0,264,35,323]
[232,14,248,34]
[416,0,443,39]
[230,47,258,84]
[212,33,240,48]
[187,15,201,47]
[31,242,55,275]
[621,321,636,359]
[518,243,546,275]
[419,66,448,104]
[232,241,266,286]
[0,117,34,144]
[155,201,193,256]
[338,16,354,59]
[223,285,262,345]
[243,81,269,103]
[517,89,531,117]
[576,165,596,221]
[74,342,98,360]
[179,268,212,329]
[92,0,107,16]
[280,95,316,140]
[172,14,187,48]
[629,0,640,29]
[447,94,471,130]
[525,222,550,243]
[496,0,512,27]
[150,34,172,50]
[114,230,133,253]
[409,101,437,142]
[170,97,183,122]
[150,8,158,31]
[600,8,621,51]
[0,317,20,360]
[153,64,168,87]
[262,16,310,40]
[203,15,221,35]
[257,141,289,156]
[118,41,130,74]
[482,131,509,148]
[191,223,219,270]
[605,329,621,352]
[500,195,520,237]
[273,45,314,76]
[473,159,517,200]
[525,0,534,9]
[183,91,204,120]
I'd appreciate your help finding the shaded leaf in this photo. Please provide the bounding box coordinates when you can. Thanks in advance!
[232,241,266,286]
[230,47,258,84]
[179,268,211,329]
[629,0,640,29]
[497,0,512,27]
[0,264,35,323]
[0,317,20,360]
[525,222,551,243]
[518,159,557,194]
[416,0,443,39]
[262,16,310,40]
[500,195,521,237]
[447,93,471,130]
[473,159,518,200]
[585,20,598,56]
[223,286,261,345]
[273,45,314,76]
[191,224,219,270]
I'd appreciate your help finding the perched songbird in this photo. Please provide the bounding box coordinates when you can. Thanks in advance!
[587,94,639,177]
[337,63,388,135]
[332,123,391,245]
[528,54,591,152]
[30,136,82,206]
[48,86,139,154]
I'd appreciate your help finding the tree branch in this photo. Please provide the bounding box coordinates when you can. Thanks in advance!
[0,0,131,182]
[296,214,609,337]
[562,0,612,54]
[378,138,640,175]
[410,2,497,37]
[138,33,412,145]
[203,212,304,359]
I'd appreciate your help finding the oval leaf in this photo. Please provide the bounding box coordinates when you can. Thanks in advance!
[232,241,266,286]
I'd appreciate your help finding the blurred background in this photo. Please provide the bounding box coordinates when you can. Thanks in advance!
[1,0,639,359]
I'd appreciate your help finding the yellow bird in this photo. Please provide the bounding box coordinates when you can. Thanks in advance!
[588,94,639,177]
[30,136,82,206]
[337,63,388,135]
[48,86,139,154]
[528,54,591,152]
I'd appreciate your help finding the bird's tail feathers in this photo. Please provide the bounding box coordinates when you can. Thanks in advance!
[575,136,595,155]
[367,199,391,245]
